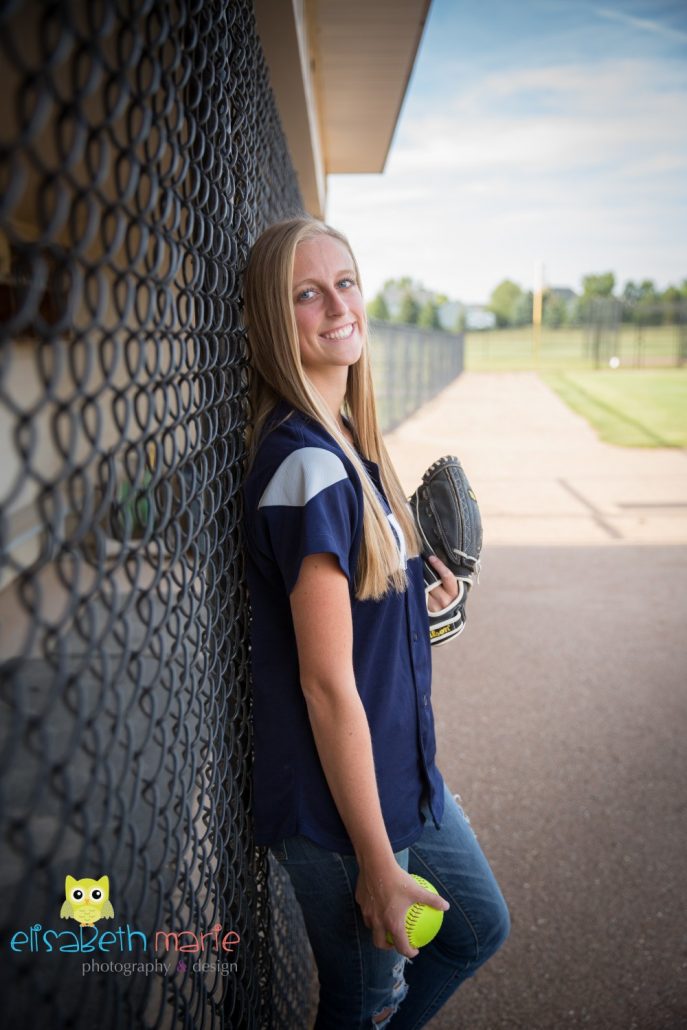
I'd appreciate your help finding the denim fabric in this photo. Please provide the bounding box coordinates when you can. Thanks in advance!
[272,782,510,1029]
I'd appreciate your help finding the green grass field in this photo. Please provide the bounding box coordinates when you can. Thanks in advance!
[465,324,685,372]
[539,369,687,448]
[463,325,687,448]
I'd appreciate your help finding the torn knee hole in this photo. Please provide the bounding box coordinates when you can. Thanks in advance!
[373,1006,394,1024]
[372,964,408,1026]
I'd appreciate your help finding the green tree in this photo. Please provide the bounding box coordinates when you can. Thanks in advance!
[635,279,661,326]
[514,290,533,326]
[661,285,682,304]
[417,299,442,330]
[581,272,615,298]
[637,279,658,303]
[620,280,642,323]
[660,285,682,325]
[367,293,390,320]
[622,280,641,305]
[396,292,420,325]
[577,272,616,323]
[384,275,414,291]
[488,280,524,327]
[543,291,568,328]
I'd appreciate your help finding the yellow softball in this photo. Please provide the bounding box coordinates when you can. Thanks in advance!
[386,874,444,949]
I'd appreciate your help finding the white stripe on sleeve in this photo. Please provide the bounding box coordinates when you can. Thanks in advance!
[258,447,349,509]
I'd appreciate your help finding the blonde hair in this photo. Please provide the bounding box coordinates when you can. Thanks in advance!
[243,217,419,600]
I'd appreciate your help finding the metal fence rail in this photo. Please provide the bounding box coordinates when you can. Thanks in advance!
[368,320,465,432]
[0,2,311,1027]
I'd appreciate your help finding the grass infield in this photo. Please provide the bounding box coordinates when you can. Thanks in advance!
[539,369,687,448]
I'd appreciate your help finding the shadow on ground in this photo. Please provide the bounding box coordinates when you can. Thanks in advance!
[427,544,687,1030]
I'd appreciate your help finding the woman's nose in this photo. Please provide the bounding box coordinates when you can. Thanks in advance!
[325,289,347,316]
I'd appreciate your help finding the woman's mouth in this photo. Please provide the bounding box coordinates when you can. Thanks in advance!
[320,322,355,341]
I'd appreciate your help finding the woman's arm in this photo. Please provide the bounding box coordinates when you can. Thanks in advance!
[290,552,449,958]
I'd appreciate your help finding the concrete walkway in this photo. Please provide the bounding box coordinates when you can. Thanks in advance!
[385,373,687,1030]
[386,371,687,546]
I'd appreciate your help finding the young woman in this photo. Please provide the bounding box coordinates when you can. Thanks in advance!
[242,217,509,1029]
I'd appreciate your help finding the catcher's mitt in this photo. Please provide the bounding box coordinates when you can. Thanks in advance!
[409,456,482,646]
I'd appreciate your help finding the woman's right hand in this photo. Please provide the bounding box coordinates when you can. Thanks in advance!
[290,552,449,957]
[355,857,449,958]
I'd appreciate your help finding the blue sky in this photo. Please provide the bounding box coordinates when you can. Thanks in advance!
[326,0,687,303]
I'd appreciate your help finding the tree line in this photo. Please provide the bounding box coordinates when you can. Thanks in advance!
[367,277,447,330]
[367,274,687,331]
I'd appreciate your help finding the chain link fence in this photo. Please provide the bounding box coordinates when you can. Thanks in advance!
[580,298,687,369]
[368,320,465,432]
[0,1,314,1027]
[467,300,687,371]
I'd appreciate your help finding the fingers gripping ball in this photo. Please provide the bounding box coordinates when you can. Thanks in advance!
[386,875,444,949]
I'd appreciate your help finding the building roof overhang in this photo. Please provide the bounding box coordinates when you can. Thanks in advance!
[254,0,431,217]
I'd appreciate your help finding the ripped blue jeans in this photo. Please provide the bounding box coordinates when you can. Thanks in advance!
[271,782,510,1029]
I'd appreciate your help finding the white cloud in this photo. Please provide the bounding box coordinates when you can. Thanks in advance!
[594,6,687,43]
[392,59,687,177]
[326,55,687,300]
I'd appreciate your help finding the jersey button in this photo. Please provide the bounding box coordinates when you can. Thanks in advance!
[413,632,419,642]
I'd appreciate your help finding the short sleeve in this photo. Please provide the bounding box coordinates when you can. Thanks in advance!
[257,446,359,595]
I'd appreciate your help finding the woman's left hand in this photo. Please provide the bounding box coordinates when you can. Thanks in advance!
[425,554,459,613]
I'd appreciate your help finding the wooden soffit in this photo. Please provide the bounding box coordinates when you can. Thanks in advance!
[254,0,431,215]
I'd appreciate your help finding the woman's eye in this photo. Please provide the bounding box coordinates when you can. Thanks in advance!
[295,279,355,302]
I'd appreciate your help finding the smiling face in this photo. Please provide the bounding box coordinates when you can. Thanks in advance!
[291,234,365,384]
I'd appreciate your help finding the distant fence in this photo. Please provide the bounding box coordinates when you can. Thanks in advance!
[467,305,687,372]
[584,300,687,368]
[368,320,464,431]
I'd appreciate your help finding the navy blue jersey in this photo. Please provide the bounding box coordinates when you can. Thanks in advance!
[242,402,444,853]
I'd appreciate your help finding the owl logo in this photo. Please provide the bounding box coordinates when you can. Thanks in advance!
[60,875,114,927]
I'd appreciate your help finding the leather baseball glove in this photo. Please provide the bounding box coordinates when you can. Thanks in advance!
[409,455,482,645]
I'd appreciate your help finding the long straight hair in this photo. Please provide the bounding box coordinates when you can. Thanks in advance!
[243,217,419,600]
